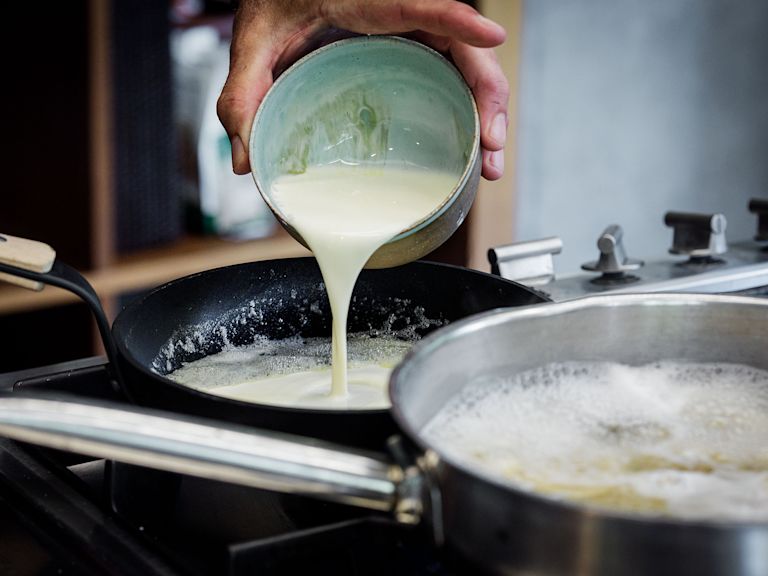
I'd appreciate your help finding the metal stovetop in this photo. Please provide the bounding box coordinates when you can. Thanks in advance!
[489,200,767,301]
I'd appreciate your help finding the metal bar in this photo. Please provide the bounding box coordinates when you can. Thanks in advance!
[0,397,400,512]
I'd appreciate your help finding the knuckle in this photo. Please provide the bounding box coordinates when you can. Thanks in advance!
[479,75,509,103]
[216,89,246,127]
[452,2,477,20]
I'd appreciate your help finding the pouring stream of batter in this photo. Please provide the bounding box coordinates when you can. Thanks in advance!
[269,163,456,397]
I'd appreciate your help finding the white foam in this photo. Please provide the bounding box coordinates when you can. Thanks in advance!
[422,361,768,521]
[167,334,413,409]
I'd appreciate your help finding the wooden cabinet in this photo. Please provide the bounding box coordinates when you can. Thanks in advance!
[468,0,522,269]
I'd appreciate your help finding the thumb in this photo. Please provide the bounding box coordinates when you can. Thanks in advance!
[216,20,276,174]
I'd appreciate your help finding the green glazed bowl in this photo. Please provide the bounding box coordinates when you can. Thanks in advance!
[249,35,480,268]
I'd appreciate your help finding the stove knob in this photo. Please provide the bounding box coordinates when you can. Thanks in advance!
[749,198,768,241]
[488,237,562,285]
[664,211,727,260]
[581,225,643,279]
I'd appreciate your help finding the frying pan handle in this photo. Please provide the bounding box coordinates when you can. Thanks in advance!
[0,233,56,290]
[0,233,127,400]
[0,396,415,517]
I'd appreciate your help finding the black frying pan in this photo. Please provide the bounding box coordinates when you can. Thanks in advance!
[112,257,547,447]
[0,235,548,448]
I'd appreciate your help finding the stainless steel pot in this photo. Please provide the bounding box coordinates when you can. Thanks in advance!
[1,293,766,576]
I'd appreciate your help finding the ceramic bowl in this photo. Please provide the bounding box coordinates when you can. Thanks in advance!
[249,35,480,268]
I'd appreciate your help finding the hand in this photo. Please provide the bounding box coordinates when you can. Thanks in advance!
[217,0,508,180]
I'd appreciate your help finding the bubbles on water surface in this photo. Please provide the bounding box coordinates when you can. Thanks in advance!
[423,360,768,521]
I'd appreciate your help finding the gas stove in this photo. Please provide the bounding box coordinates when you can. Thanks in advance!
[0,199,765,576]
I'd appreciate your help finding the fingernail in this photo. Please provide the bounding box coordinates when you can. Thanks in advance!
[490,113,507,148]
[489,150,504,173]
[476,13,496,27]
[231,134,247,173]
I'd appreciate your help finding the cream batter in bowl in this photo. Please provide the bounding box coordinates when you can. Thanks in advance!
[249,35,481,270]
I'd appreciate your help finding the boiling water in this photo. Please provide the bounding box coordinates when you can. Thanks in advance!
[423,361,768,521]
[168,334,412,410]
[269,164,456,397]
